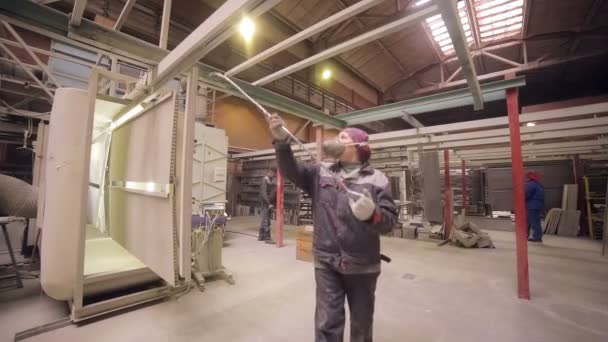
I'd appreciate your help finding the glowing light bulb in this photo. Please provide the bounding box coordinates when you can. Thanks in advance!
[321,69,332,80]
[239,17,255,42]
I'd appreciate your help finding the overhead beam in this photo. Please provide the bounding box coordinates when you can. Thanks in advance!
[152,0,260,90]
[0,1,348,128]
[401,113,424,128]
[159,0,172,49]
[409,49,608,96]
[337,77,525,125]
[2,21,62,87]
[0,106,50,120]
[460,148,608,160]
[226,0,384,76]
[333,0,409,76]
[455,139,608,155]
[234,101,608,159]
[0,41,54,99]
[114,0,137,31]
[69,0,87,27]
[437,0,483,109]
[252,4,439,86]
[371,126,608,150]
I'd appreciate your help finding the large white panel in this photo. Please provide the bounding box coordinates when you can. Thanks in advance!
[108,95,177,285]
[41,88,90,300]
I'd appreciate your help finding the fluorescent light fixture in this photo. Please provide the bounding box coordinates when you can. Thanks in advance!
[416,0,431,5]
[239,17,255,42]
[526,122,536,127]
[321,69,332,80]
[110,104,144,129]
[146,182,156,192]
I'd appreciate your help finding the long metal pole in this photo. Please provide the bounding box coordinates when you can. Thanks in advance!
[507,83,530,300]
[159,0,172,49]
[276,170,284,248]
[444,149,452,238]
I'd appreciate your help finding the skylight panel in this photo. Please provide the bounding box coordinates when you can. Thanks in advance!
[474,0,524,42]
[419,0,473,55]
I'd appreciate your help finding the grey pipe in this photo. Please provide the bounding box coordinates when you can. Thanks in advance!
[0,174,38,218]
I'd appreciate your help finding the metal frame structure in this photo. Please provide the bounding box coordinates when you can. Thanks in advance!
[437,0,483,110]
[226,0,384,77]
[233,101,608,166]
[252,4,439,86]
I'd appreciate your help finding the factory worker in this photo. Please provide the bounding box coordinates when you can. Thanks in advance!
[268,114,397,342]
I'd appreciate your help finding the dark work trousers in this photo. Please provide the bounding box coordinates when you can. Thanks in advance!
[527,208,543,241]
[259,206,272,240]
[315,267,380,342]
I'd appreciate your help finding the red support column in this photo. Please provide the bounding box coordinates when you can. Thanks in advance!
[275,170,284,248]
[507,85,531,300]
[462,159,467,215]
[444,150,452,238]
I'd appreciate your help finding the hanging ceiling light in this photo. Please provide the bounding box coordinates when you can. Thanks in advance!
[239,16,255,42]
[321,69,332,80]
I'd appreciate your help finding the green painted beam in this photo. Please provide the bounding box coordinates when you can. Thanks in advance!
[337,77,527,125]
[0,1,346,128]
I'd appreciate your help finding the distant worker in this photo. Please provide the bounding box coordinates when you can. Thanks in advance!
[525,170,544,242]
[268,114,397,342]
[259,168,276,243]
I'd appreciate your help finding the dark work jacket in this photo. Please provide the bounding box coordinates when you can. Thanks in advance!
[260,176,276,207]
[275,141,398,274]
[525,179,544,210]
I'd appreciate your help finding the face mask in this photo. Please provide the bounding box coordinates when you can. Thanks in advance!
[322,139,346,159]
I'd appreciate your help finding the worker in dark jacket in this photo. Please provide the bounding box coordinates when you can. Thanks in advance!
[268,114,398,342]
[525,171,544,242]
[259,169,276,242]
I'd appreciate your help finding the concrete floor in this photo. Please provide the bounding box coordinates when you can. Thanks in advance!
[1,216,608,342]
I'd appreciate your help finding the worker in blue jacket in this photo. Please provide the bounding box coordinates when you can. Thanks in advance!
[525,171,544,242]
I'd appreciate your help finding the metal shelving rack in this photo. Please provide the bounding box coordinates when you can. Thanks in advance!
[583,176,607,240]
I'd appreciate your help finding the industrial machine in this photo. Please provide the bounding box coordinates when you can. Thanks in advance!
[39,68,193,322]
[190,124,233,290]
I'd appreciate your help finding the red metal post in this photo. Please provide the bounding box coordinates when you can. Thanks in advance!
[507,86,531,300]
[462,159,467,215]
[444,149,452,238]
[275,170,284,248]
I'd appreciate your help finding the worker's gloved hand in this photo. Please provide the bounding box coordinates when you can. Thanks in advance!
[268,113,289,141]
[269,204,274,209]
[349,189,376,221]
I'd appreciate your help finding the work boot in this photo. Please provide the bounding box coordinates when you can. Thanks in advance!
[258,228,265,241]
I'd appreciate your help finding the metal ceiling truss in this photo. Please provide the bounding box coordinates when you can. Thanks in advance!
[252,4,440,86]
[337,77,525,125]
[233,101,608,162]
[436,0,483,110]
[0,0,347,128]
[226,0,385,77]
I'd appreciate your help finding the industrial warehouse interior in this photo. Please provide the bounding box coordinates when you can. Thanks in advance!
[0,0,608,341]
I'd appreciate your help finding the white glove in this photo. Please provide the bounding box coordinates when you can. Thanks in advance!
[268,114,289,141]
[268,204,274,209]
[349,189,376,221]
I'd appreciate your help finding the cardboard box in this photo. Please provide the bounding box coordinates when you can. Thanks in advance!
[296,225,313,262]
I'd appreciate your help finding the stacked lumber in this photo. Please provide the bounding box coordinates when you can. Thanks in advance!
[543,208,580,236]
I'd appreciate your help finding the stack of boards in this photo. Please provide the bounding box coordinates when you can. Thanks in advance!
[543,184,581,237]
